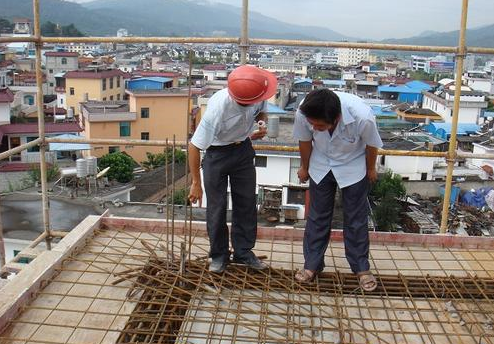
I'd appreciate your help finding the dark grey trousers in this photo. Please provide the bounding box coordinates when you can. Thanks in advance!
[304,170,370,274]
[203,139,257,262]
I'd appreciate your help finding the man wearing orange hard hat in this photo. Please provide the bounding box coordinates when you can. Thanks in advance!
[188,65,278,273]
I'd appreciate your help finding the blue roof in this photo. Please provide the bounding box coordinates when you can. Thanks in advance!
[294,78,313,85]
[48,134,91,152]
[130,77,173,83]
[267,103,287,114]
[425,122,480,139]
[405,80,432,91]
[378,85,423,94]
[321,79,346,87]
[482,111,494,118]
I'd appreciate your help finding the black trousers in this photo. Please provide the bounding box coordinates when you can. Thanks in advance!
[203,139,257,262]
[303,171,370,274]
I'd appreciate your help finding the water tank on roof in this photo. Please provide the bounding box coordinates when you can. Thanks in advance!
[267,115,279,140]
[86,156,97,176]
[76,158,87,178]
[67,108,74,119]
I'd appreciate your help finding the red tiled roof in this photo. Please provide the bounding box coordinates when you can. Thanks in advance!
[45,52,79,57]
[133,71,181,78]
[0,123,82,136]
[0,88,14,103]
[0,60,14,68]
[0,162,52,173]
[44,107,67,115]
[64,69,125,79]
[203,64,227,71]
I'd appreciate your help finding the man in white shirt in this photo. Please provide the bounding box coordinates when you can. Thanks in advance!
[188,65,278,273]
[293,89,383,292]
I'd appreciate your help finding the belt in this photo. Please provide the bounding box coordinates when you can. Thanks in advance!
[208,139,248,150]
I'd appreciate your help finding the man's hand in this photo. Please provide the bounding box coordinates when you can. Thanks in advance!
[250,127,267,140]
[298,166,310,183]
[188,181,203,206]
[367,168,378,184]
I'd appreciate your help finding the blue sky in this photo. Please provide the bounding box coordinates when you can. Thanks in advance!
[70,0,494,40]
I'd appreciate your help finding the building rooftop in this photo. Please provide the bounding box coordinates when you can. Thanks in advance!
[81,101,130,114]
[2,214,494,343]
[64,69,126,80]
[45,52,79,57]
[0,88,14,103]
[0,123,82,141]
[126,88,190,97]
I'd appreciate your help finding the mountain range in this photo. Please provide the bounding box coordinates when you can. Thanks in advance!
[1,0,494,48]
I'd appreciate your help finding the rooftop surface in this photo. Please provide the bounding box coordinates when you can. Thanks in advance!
[1,215,494,343]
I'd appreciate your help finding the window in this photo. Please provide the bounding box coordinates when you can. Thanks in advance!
[141,132,149,140]
[287,187,306,205]
[109,146,120,154]
[141,108,149,118]
[48,69,53,74]
[70,87,75,95]
[102,78,107,91]
[120,121,131,137]
[117,94,121,100]
[110,77,114,89]
[116,76,121,88]
[255,156,267,167]
[27,137,40,152]
[103,97,106,101]
[61,57,67,65]
[49,83,54,87]
[110,95,114,101]
[60,98,63,104]
[24,95,34,105]
[289,158,301,184]
[421,173,428,181]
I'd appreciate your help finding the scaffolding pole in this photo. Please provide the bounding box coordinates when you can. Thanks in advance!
[240,0,249,64]
[440,0,469,234]
[33,0,52,250]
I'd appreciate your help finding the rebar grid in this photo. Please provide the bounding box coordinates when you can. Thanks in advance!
[1,226,494,344]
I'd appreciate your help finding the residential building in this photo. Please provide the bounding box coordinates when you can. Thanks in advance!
[80,89,189,163]
[0,122,82,163]
[314,51,338,65]
[132,71,181,87]
[378,81,432,104]
[7,18,32,53]
[410,55,429,71]
[0,88,14,125]
[336,47,370,67]
[58,43,101,55]
[117,28,129,37]
[64,69,126,117]
[463,71,492,93]
[127,77,173,91]
[44,52,79,94]
[470,139,494,178]
[202,64,228,81]
[422,85,488,124]
[259,55,307,78]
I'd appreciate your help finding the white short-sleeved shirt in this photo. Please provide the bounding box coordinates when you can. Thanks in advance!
[293,92,383,188]
[191,89,267,150]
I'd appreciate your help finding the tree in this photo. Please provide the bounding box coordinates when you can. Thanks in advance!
[370,170,406,232]
[41,21,85,37]
[61,24,84,37]
[98,152,134,183]
[141,149,186,170]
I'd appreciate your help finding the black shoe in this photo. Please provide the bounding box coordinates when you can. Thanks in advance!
[209,258,228,273]
[233,254,268,270]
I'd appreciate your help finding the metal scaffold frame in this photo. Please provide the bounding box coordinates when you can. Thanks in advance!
[0,0,493,258]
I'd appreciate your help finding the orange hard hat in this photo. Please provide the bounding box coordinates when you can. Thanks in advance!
[228,65,278,105]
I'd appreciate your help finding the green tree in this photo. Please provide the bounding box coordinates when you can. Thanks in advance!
[98,152,134,183]
[28,164,60,184]
[370,170,406,232]
[61,24,84,37]
[141,149,186,170]
[0,18,14,33]
[41,21,60,37]
[169,188,188,205]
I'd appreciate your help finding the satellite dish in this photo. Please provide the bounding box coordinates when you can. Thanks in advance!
[96,166,111,179]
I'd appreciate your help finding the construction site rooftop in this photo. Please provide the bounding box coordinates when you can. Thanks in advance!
[1,214,494,343]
